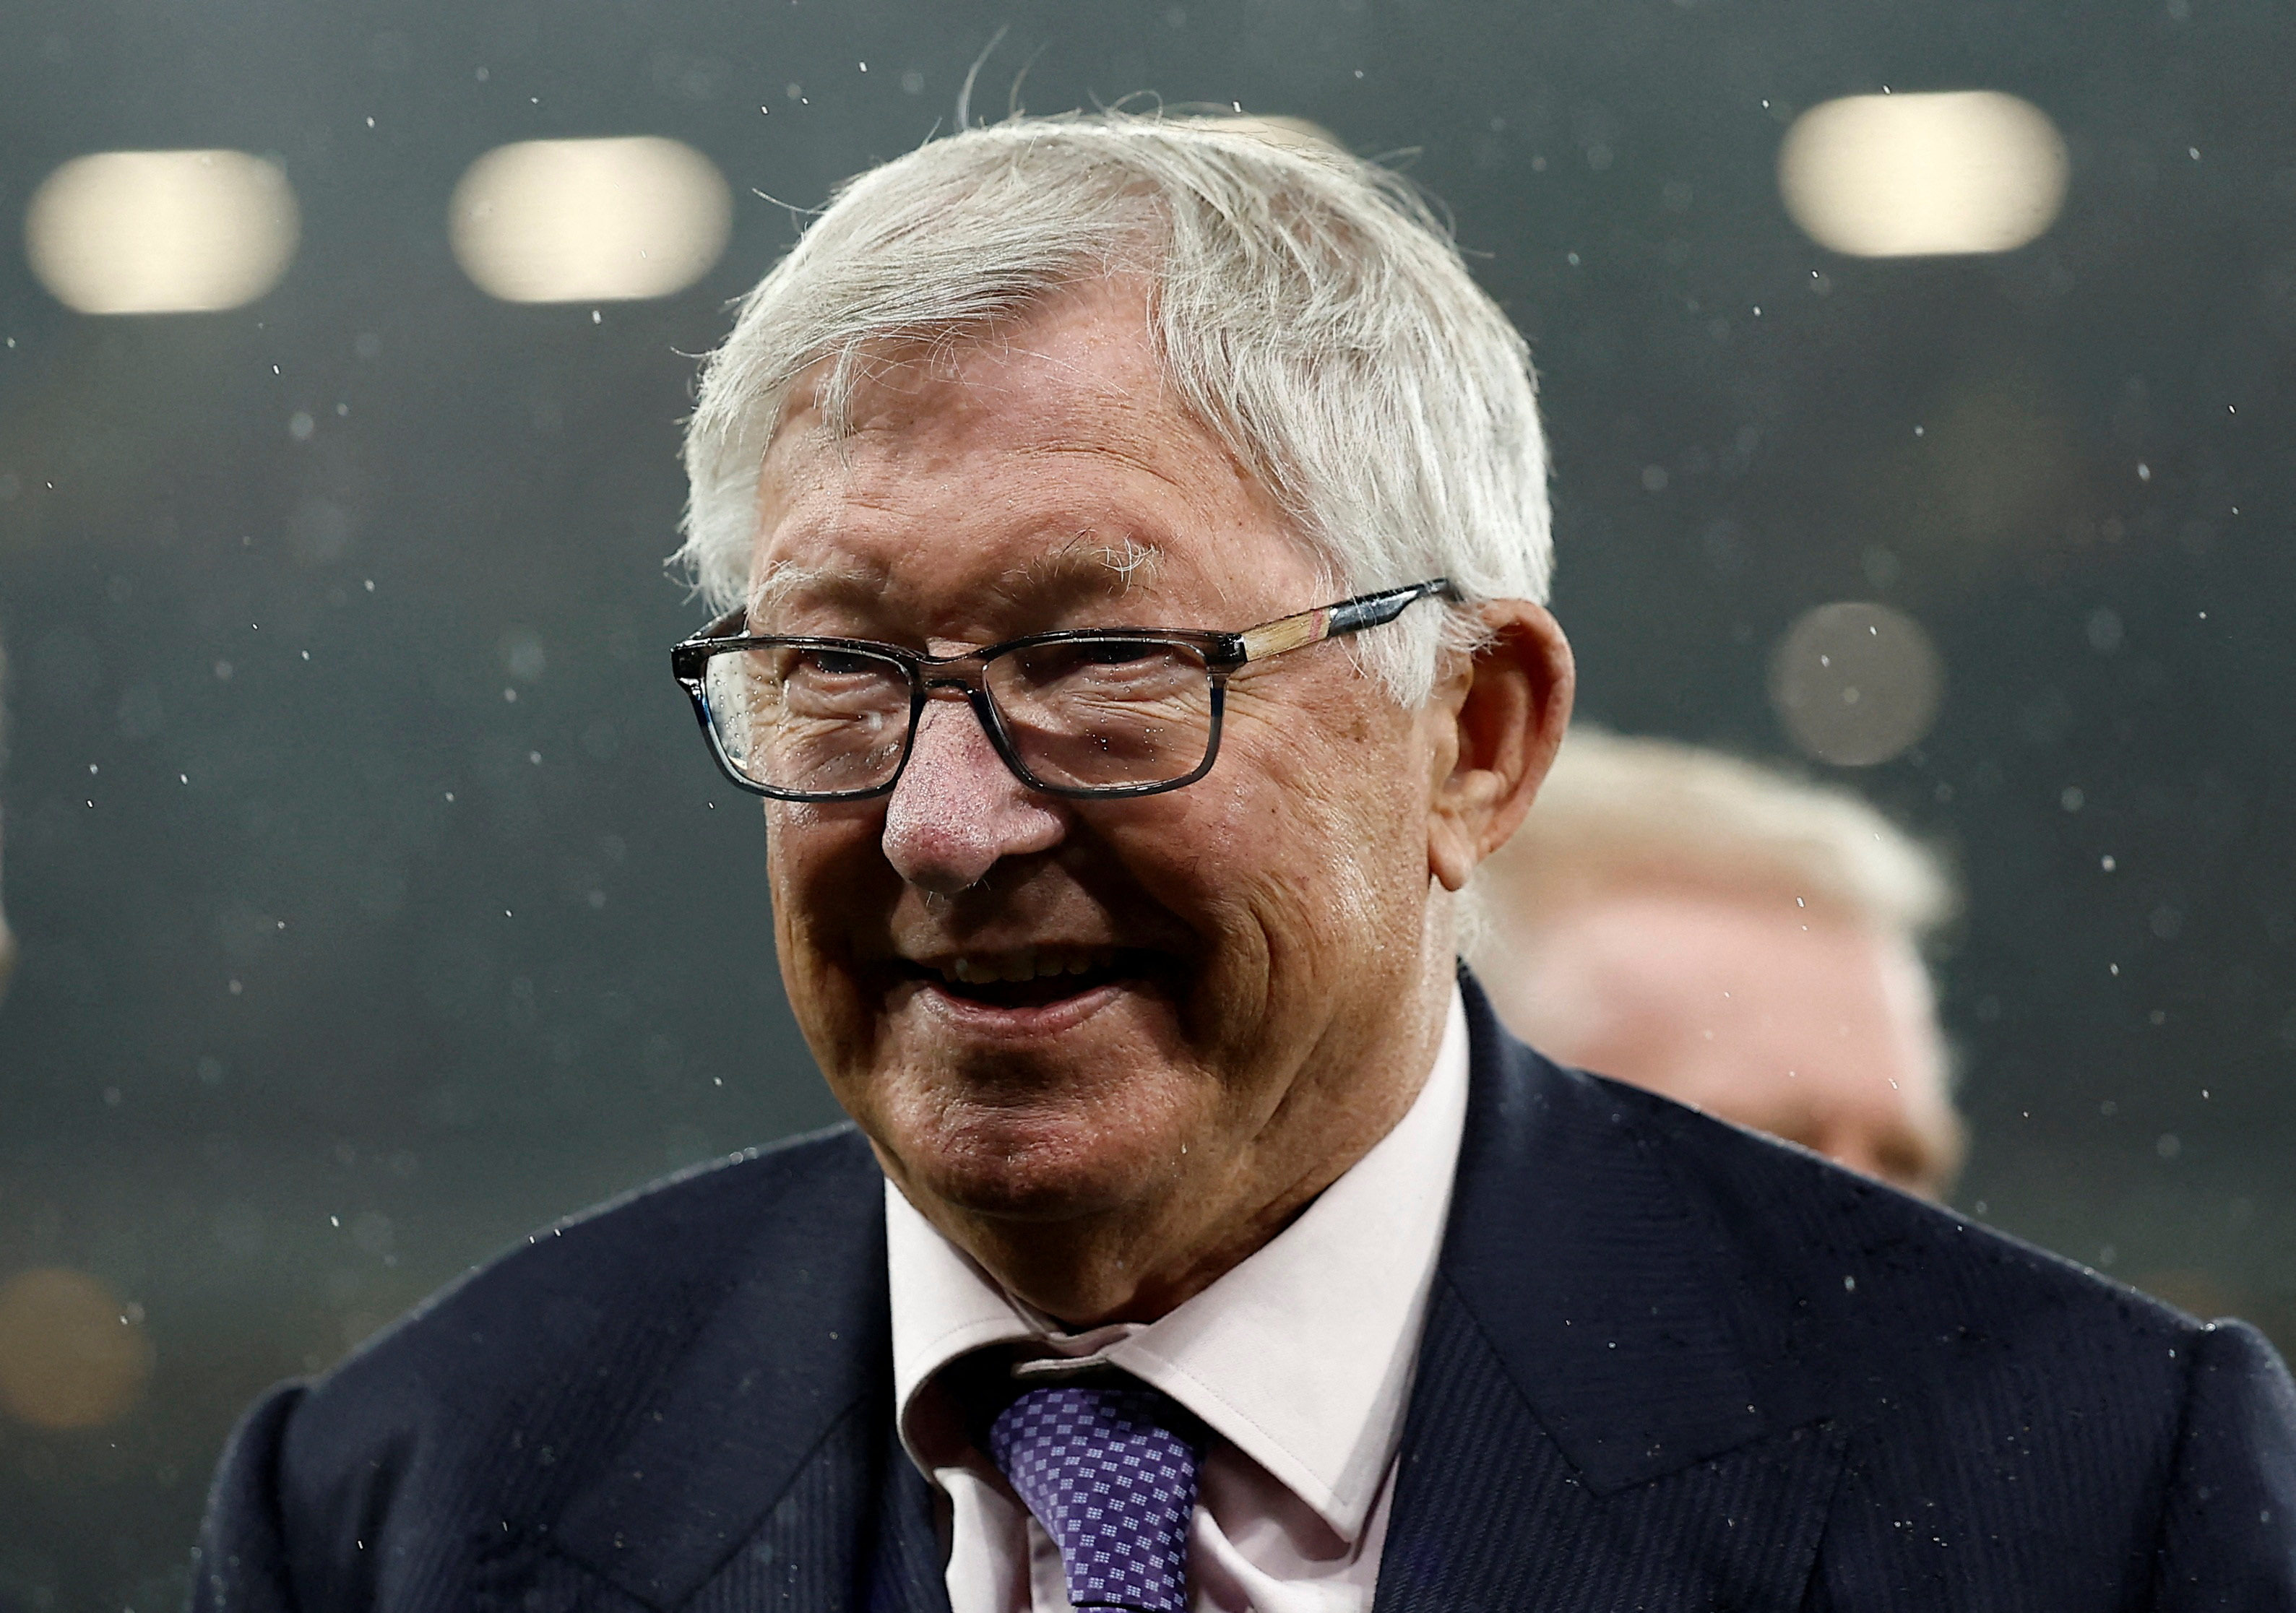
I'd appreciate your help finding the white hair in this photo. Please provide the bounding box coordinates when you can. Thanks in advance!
[676,111,1550,704]
[1475,727,1956,950]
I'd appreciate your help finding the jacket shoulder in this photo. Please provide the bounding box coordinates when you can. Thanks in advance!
[318,1120,879,1417]
[197,1123,887,1608]
[1593,1069,2201,1415]
[278,1124,877,1509]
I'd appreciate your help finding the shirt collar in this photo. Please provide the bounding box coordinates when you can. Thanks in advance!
[887,985,1470,1543]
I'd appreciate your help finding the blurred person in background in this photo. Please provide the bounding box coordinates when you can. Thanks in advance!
[1471,727,1963,1200]
[194,114,2295,1611]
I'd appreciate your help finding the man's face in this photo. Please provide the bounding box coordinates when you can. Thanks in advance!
[1488,889,1961,1198]
[746,280,1480,1312]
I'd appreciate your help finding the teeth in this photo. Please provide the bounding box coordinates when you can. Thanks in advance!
[935,947,1119,986]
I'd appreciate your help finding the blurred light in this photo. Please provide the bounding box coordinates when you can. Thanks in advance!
[0,1267,155,1430]
[24,150,298,314]
[1779,92,2068,257]
[1769,601,1943,766]
[450,137,731,303]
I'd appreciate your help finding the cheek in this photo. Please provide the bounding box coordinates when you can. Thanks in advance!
[765,804,891,980]
[1139,710,1428,988]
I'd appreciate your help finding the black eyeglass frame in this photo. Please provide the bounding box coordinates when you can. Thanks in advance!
[670,577,1461,802]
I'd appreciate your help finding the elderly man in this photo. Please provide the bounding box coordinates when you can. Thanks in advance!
[197,116,2293,1612]
[1473,728,1965,1200]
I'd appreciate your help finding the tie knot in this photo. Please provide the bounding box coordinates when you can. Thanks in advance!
[986,1381,1204,1613]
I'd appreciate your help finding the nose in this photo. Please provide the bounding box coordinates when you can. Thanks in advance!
[881,694,1066,895]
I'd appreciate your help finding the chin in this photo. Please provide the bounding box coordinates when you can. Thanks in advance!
[869,1068,1191,1227]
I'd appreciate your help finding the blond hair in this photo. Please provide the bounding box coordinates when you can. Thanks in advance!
[1477,727,1954,948]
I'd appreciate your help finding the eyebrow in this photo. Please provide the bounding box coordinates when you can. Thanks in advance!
[748,534,1165,628]
[746,558,881,620]
[991,533,1164,608]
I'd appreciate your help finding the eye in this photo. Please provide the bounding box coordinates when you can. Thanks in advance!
[1015,640,1186,687]
[798,648,887,679]
[1073,639,1164,666]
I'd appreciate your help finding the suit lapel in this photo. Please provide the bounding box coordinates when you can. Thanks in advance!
[860,1423,954,1613]
[1374,975,1845,1609]
[676,1406,950,1613]
[546,1128,902,1611]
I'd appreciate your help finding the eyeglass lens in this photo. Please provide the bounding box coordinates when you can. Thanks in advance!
[702,638,1218,795]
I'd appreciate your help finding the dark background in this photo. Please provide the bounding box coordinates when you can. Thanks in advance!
[2,0,2292,1605]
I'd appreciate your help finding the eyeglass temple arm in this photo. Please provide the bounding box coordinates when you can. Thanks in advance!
[1234,579,1459,664]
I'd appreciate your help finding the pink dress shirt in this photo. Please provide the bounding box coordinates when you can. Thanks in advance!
[886,987,1469,1612]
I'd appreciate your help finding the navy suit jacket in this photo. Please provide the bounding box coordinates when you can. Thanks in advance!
[194,977,2296,1609]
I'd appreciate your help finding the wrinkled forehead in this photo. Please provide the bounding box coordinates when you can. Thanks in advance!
[747,537,1166,630]
[743,280,1317,633]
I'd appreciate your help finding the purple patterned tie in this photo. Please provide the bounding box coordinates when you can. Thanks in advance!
[986,1381,1204,1612]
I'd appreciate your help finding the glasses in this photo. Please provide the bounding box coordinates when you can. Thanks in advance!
[670,578,1459,801]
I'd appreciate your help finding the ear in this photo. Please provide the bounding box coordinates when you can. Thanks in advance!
[1427,600,1575,893]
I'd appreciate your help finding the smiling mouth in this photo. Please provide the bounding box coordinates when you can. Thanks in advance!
[898,946,1164,1011]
